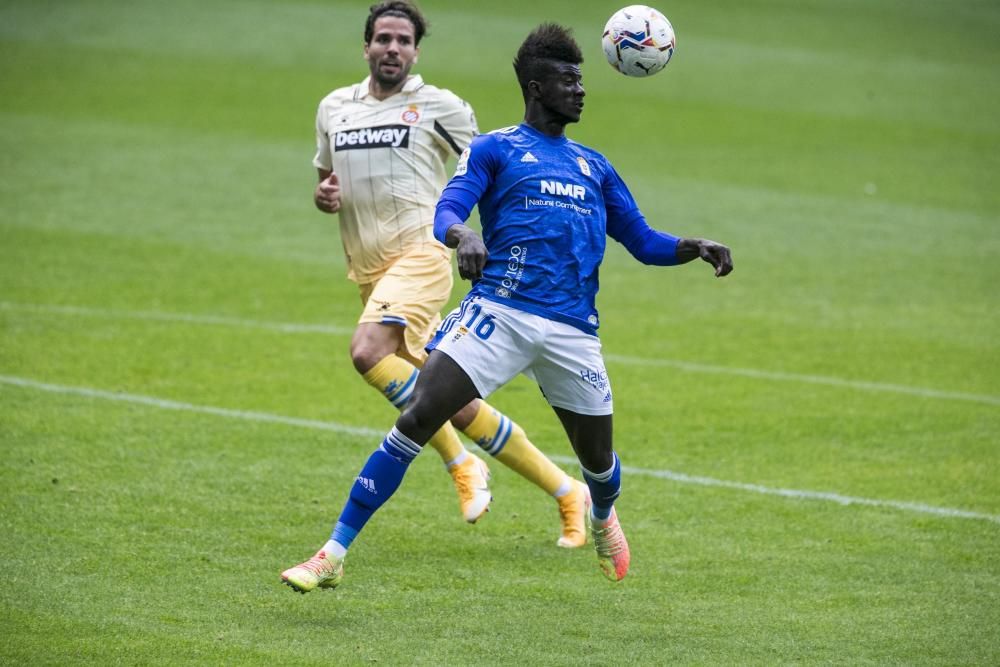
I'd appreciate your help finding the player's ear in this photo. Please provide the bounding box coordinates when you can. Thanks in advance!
[363,44,370,61]
[413,46,419,64]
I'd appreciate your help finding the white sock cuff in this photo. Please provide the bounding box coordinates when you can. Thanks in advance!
[322,540,348,559]
[581,452,619,482]
[551,477,573,498]
[445,449,469,468]
[386,426,422,458]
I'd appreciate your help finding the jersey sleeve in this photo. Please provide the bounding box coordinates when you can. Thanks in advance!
[433,133,501,243]
[602,158,681,266]
[430,90,479,157]
[312,101,332,171]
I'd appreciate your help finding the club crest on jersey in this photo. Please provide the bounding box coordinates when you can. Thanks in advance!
[334,124,410,151]
[400,106,420,124]
[577,157,591,176]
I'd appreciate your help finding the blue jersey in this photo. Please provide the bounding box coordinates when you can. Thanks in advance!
[435,123,681,336]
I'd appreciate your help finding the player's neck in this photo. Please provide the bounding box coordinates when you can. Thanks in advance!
[368,78,407,101]
[523,115,568,139]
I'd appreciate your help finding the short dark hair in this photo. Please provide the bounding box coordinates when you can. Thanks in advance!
[512,23,583,95]
[364,1,428,45]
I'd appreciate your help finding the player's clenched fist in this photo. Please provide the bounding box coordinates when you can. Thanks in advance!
[315,171,341,213]
[445,223,488,280]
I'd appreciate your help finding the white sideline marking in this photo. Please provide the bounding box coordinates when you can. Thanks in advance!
[604,354,1000,407]
[0,375,379,438]
[552,453,999,524]
[0,301,353,335]
[2,374,998,526]
[4,301,998,407]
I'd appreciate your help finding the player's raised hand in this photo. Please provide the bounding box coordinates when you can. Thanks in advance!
[677,238,733,277]
[314,171,341,213]
[698,239,733,277]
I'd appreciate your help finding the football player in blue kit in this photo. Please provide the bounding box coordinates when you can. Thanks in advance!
[281,22,732,589]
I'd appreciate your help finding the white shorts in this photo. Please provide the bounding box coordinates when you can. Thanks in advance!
[428,297,613,416]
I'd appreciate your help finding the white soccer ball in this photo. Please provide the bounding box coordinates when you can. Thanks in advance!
[601,5,676,77]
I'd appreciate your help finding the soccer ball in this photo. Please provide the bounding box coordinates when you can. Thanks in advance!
[601,5,676,77]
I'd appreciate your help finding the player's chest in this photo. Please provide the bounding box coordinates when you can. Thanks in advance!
[501,150,601,202]
[326,101,427,152]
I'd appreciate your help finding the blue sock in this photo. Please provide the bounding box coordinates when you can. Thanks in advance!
[581,453,621,522]
[330,427,421,549]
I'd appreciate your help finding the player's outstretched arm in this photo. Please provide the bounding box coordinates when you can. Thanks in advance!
[445,224,489,281]
[676,238,734,277]
[606,212,733,277]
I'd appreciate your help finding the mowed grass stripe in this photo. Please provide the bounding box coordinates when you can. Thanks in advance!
[3,373,998,526]
[3,300,997,407]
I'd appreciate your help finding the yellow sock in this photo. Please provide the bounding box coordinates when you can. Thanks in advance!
[361,355,465,464]
[462,401,568,495]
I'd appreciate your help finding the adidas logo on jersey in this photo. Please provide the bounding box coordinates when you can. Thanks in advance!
[335,125,411,151]
[521,152,538,163]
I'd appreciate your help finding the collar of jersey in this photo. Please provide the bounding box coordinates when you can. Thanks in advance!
[519,122,570,145]
[357,74,425,101]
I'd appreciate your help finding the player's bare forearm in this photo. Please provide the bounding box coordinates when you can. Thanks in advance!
[446,224,489,280]
[676,237,734,277]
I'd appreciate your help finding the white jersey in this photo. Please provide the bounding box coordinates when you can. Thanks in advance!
[313,74,478,283]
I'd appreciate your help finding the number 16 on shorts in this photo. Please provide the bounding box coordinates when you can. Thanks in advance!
[431,297,614,416]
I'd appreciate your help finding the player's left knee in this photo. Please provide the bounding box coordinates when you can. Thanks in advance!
[397,407,441,445]
[350,341,391,374]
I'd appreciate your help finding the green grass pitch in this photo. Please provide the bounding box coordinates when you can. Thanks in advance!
[2,0,998,664]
